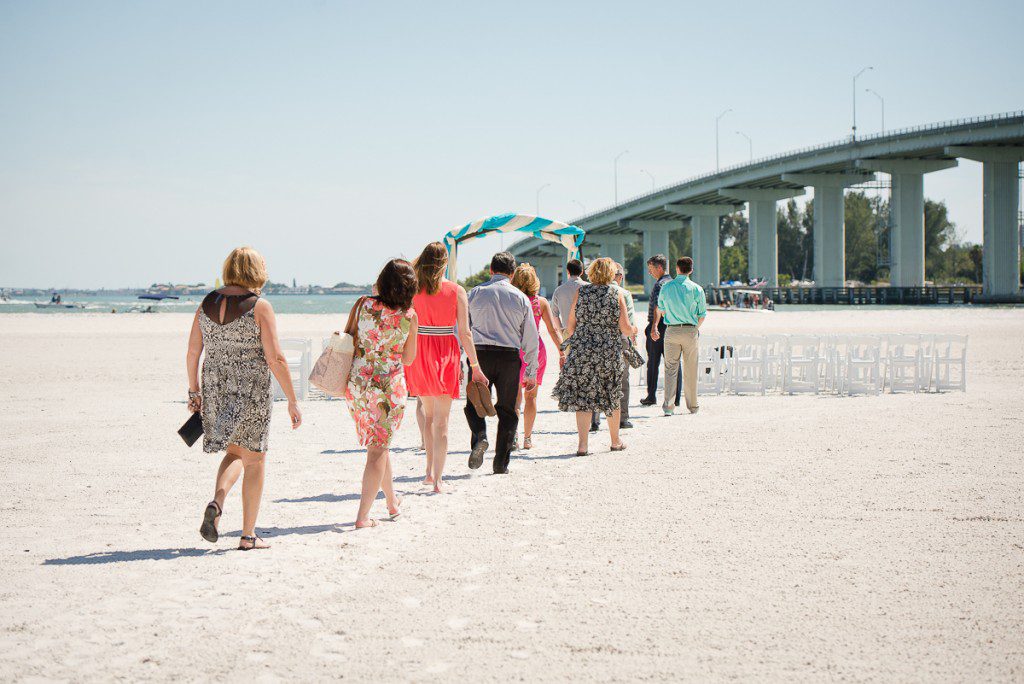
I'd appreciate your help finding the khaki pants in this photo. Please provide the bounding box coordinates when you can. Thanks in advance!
[663,326,699,413]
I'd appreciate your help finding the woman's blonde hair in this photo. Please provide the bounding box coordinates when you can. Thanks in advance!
[511,263,540,297]
[413,241,449,295]
[222,246,268,291]
[586,257,616,286]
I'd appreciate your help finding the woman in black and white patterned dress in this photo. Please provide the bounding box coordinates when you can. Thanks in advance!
[553,257,637,456]
[185,247,303,550]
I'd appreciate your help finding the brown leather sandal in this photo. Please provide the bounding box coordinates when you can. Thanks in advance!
[199,500,221,543]
[466,380,496,418]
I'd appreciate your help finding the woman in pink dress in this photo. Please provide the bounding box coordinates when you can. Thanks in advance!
[404,242,487,492]
[510,264,564,450]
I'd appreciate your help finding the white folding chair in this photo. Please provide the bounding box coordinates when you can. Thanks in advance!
[273,338,311,400]
[885,334,922,393]
[782,335,822,394]
[696,335,726,395]
[931,334,968,392]
[821,334,843,393]
[763,334,787,392]
[728,335,768,395]
[838,335,882,395]
[917,334,937,392]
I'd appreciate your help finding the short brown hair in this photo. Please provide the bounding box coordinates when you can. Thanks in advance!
[374,259,417,311]
[222,247,268,291]
[565,259,584,277]
[511,263,540,297]
[587,257,616,286]
[413,241,449,295]
[490,251,516,275]
[677,256,693,274]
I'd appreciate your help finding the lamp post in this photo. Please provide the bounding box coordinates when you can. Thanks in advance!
[865,88,885,133]
[572,199,587,215]
[735,130,752,161]
[535,183,550,216]
[715,108,732,171]
[852,66,873,141]
[640,169,656,191]
[613,150,629,205]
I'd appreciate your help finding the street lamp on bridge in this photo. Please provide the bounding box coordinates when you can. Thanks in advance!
[640,169,656,191]
[852,65,873,141]
[572,199,587,215]
[715,108,733,171]
[865,88,885,133]
[536,183,550,216]
[613,150,629,205]
[735,130,753,162]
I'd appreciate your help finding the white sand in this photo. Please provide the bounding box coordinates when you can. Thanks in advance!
[1,307,1022,681]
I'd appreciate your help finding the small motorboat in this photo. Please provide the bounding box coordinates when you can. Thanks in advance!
[127,293,180,313]
[34,301,84,309]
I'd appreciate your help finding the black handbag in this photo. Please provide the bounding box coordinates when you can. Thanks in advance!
[178,412,204,447]
[623,339,645,369]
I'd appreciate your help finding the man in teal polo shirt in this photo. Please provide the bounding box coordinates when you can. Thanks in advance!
[651,256,707,415]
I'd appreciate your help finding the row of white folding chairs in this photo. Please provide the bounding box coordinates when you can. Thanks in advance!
[667,333,967,396]
[272,338,312,401]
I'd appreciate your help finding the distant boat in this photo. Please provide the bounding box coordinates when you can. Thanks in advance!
[34,302,84,309]
[128,293,181,313]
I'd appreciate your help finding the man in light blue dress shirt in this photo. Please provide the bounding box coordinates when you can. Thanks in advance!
[651,256,707,415]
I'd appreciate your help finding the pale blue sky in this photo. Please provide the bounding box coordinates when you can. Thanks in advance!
[1,0,1021,288]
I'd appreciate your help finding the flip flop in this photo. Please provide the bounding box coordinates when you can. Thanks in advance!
[611,443,627,452]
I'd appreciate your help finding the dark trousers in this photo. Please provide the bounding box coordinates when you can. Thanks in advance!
[464,347,521,473]
[646,321,681,404]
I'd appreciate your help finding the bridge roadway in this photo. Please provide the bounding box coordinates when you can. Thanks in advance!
[509,112,1023,301]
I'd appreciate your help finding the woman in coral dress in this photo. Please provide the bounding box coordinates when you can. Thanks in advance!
[346,259,419,529]
[510,264,564,450]
[404,242,487,492]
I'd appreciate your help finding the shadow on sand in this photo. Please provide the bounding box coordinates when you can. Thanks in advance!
[43,524,347,566]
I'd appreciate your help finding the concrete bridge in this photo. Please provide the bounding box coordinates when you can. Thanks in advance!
[510,111,1023,301]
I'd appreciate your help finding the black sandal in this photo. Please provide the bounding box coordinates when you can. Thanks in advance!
[238,535,268,551]
[200,500,221,543]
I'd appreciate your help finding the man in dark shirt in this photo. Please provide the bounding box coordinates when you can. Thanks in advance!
[640,254,681,406]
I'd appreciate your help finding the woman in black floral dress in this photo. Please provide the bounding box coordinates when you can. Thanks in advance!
[553,257,638,455]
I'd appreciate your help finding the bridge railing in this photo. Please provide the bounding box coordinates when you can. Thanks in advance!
[571,110,1024,225]
[706,285,984,306]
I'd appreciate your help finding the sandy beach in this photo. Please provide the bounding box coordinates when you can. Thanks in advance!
[1,307,1022,682]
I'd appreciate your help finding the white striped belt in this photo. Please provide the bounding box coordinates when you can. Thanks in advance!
[418,325,456,336]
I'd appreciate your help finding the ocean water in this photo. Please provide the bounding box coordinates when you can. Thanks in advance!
[0,293,364,315]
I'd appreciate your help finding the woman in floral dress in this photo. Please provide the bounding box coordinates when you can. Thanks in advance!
[346,259,419,529]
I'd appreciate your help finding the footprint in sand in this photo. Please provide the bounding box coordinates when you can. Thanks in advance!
[446,617,469,631]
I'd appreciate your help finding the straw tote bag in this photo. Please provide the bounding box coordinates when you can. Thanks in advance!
[309,297,366,397]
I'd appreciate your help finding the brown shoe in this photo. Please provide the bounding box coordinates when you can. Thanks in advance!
[466,380,496,418]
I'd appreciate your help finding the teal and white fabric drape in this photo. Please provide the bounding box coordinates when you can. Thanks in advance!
[442,213,586,280]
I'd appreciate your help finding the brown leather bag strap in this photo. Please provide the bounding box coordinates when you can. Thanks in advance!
[344,296,367,348]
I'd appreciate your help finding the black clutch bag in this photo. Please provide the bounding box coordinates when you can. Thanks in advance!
[623,339,646,369]
[178,412,204,447]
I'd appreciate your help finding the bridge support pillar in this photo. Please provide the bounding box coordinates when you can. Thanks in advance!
[856,158,958,287]
[528,255,562,298]
[627,220,679,295]
[589,234,635,271]
[691,215,720,287]
[782,173,875,287]
[719,187,807,286]
[663,204,743,288]
[946,146,1023,298]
